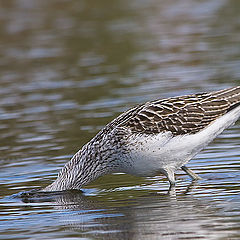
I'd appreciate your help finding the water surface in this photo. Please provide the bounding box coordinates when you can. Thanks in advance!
[0,0,240,239]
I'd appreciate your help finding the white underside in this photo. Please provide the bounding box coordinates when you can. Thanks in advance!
[121,105,240,177]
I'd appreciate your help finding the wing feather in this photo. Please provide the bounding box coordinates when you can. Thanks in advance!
[118,87,240,136]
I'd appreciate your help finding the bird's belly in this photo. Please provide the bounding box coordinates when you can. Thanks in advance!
[121,132,191,177]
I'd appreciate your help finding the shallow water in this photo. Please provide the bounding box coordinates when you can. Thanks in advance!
[0,0,240,239]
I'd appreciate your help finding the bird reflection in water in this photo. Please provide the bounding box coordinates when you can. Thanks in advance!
[14,183,236,240]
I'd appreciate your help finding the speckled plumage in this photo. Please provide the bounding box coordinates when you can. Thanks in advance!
[44,86,240,191]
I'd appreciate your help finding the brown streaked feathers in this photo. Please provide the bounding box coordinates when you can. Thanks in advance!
[115,86,240,136]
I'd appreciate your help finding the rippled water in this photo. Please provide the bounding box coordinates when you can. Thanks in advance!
[0,0,240,239]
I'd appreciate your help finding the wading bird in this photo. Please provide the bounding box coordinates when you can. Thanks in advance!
[44,86,240,191]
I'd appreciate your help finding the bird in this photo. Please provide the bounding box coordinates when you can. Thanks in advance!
[43,86,240,192]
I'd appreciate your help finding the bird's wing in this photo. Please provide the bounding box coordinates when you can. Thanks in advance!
[118,87,240,136]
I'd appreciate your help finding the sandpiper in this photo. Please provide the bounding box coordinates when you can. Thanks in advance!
[44,86,240,191]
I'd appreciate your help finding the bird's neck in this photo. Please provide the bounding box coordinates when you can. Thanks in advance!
[43,134,119,191]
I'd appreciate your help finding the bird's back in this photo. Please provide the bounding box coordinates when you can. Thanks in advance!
[108,86,240,136]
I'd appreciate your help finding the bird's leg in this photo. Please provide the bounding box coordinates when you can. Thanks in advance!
[162,168,177,196]
[167,185,176,197]
[181,165,202,180]
[162,168,176,186]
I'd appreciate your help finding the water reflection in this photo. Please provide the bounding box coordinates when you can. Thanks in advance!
[13,184,239,239]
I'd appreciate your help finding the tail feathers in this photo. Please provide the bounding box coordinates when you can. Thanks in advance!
[227,101,240,113]
[212,86,240,106]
